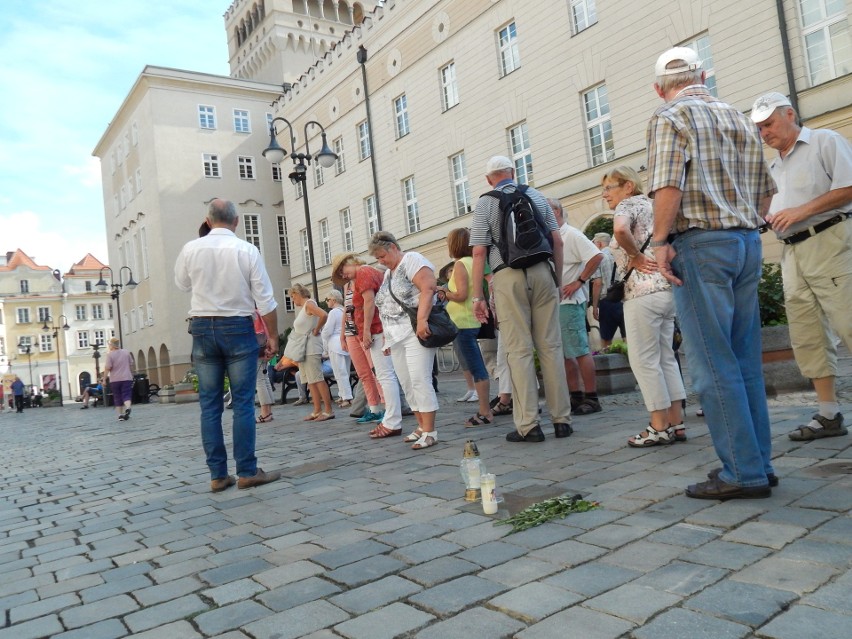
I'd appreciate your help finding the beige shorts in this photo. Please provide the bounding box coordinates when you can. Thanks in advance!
[299,354,324,384]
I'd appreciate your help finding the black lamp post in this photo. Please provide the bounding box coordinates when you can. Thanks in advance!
[42,314,70,406]
[17,340,34,392]
[95,266,137,348]
[92,343,102,383]
[263,117,338,301]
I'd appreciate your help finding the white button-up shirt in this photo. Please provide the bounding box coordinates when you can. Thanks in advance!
[174,228,277,317]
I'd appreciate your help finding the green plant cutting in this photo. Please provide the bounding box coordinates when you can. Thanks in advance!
[495,494,600,534]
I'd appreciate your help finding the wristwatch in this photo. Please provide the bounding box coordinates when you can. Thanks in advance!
[472,297,484,303]
[649,239,669,248]
[578,276,587,284]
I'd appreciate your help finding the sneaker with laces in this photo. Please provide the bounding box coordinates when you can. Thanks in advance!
[356,410,382,423]
[456,390,474,402]
[466,391,479,403]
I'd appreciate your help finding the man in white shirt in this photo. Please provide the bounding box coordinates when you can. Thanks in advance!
[175,199,281,492]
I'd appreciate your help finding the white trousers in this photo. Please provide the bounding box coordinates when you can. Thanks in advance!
[255,360,275,406]
[370,335,402,429]
[389,332,439,413]
[328,350,353,400]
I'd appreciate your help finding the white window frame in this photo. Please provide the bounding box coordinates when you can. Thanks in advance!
[570,0,597,35]
[440,62,459,111]
[497,21,520,77]
[403,176,420,233]
[284,294,295,312]
[20,280,29,293]
[135,167,143,193]
[37,307,50,323]
[18,336,33,352]
[681,34,718,97]
[277,215,290,265]
[295,179,304,199]
[509,122,534,185]
[583,84,615,167]
[93,329,106,346]
[314,162,324,188]
[244,215,261,252]
[357,120,371,160]
[140,226,150,279]
[75,304,87,321]
[92,304,104,320]
[203,153,220,178]
[333,137,346,175]
[40,333,53,353]
[320,218,331,266]
[394,94,410,138]
[450,152,471,216]
[271,164,283,182]
[798,0,851,85]
[130,308,137,333]
[364,195,379,237]
[300,229,311,272]
[77,331,89,348]
[146,302,154,326]
[199,105,216,129]
[238,156,255,180]
[340,208,354,252]
[233,108,251,133]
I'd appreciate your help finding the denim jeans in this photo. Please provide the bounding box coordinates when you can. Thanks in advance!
[671,229,773,487]
[191,316,259,479]
[454,328,489,382]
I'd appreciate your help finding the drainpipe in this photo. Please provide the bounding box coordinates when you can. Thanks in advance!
[357,45,382,229]
[774,0,799,114]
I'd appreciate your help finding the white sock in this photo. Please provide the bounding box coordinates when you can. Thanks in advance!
[369,405,381,413]
[819,402,840,419]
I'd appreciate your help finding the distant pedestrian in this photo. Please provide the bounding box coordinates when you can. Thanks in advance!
[105,338,135,422]
[11,376,25,413]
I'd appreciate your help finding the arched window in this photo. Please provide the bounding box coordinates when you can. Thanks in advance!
[353,2,365,25]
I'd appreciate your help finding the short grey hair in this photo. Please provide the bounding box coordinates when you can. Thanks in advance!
[208,199,238,225]
[368,231,401,254]
[326,289,343,304]
[656,66,703,93]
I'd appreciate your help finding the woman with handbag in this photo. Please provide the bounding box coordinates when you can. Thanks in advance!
[438,228,495,427]
[330,252,403,438]
[602,166,686,446]
[369,231,442,450]
[288,284,335,422]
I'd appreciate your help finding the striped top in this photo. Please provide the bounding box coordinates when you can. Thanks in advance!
[646,85,776,233]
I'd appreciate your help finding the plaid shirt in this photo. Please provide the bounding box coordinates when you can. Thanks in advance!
[646,85,776,233]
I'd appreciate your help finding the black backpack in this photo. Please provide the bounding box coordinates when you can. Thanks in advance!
[486,185,553,269]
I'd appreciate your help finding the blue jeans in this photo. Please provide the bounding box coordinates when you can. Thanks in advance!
[671,229,773,488]
[191,316,259,479]
[454,328,489,382]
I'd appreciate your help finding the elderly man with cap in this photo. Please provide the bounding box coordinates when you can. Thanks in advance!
[645,47,778,500]
[469,156,573,442]
[751,92,852,442]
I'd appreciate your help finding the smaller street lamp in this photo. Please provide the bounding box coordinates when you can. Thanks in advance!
[17,339,34,392]
[42,314,70,406]
[92,343,102,384]
[96,266,137,348]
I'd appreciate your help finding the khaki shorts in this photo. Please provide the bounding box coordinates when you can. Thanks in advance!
[299,354,324,384]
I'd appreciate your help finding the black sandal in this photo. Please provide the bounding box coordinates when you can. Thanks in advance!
[493,401,513,416]
[465,413,493,427]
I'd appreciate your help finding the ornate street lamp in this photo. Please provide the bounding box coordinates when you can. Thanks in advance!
[16,339,34,392]
[95,266,137,348]
[42,314,70,406]
[263,117,337,301]
[92,343,102,384]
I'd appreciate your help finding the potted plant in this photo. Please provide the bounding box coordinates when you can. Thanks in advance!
[592,340,637,395]
[758,262,808,393]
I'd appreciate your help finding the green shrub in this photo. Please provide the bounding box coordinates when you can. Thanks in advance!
[584,216,614,241]
[758,262,787,326]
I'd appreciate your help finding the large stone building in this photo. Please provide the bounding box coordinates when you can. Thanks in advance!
[95,0,850,382]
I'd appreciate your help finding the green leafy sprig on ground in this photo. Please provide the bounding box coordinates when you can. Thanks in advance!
[494,494,600,534]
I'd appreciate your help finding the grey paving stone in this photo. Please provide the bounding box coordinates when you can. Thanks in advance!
[757,506,836,529]
[408,575,506,615]
[133,575,203,607]
[81,573,153,603]
[415,606,525,639]
[497,523,580,549]
[633,560,728,596]
[585,583,682,624]
[441,521,508,547]
[777,538,852,566]
[722,521,807,550]
[528,538,608,567]
[806,515,852,545]
[194,600,272,635]
[802,578,852,614]
[650,522,723,548]
[101,562,153,583]
[243,600,350,639]
[199,557,274,586]
[455,540,528,568]
[311,539,393,569]
[685,579,798,627]
[685,502,770,529]
[574,523,653,549]
[680,540,772,570]
[790,487,852,512]
[489,581,581,622]
[325,555,408,587]
[334,602,434,639]
[632,607,751,639]
[60,593,139,629]
[543,562,640,597]
[516,605,634,639]
[252,560,325,589]
[329,575,422,614]
[51,618,128,639]
[400,556,480,587]
[390,538,462,564]
[10,592,80,623]
[548,508,625,530]
[752,604,851,639]
[257,577,342,612]
[478,557,562,587]
[203,577,267,606]
[125,594,209,632]
[124,620,201,638]
[374,523,449,548]
[150,557,215,584]
[732,556,838,594]
[598,540,684,573]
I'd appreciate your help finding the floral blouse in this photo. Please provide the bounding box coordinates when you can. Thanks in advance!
[609,194,672,300]
[375,252,436,348]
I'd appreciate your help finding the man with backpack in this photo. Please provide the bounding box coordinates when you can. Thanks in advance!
[470,156,573,442]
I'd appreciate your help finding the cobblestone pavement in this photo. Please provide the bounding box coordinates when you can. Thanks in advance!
[1,351,850,639]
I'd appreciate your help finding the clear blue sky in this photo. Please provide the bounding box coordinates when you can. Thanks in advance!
[0,0,232,272]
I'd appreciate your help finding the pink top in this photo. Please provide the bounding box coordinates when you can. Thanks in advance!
[105,349,135,382]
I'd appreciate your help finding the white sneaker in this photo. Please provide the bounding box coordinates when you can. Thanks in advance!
[466,391,479,402]
[456,390,474,402]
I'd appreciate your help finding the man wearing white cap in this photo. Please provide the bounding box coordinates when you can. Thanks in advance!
[751,92,852,441]
[645,47,778,500]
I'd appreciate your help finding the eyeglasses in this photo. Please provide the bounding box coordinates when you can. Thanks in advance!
[602,183,624,193]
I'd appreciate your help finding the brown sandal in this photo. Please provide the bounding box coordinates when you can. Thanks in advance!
[369,423,401,438]
[303,412,321,421]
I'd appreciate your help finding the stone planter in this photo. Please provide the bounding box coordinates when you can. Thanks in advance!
[593,353,637,395]
[761,325,809,394]
[159,388,176,404]
[174,382,199,404]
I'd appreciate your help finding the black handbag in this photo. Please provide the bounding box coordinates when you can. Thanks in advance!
[388,278,458,348]
[604,236,651,303]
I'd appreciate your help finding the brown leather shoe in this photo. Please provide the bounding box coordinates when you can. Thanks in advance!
[237,468,281,490]
[210,476,236,493]
[685,477,771,500]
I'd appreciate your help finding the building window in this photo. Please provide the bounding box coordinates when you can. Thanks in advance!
[77,331,89,348]
[394,94,410,138]
[40,334,53,353]
[244,215,261,251]
[570,0,597,35]
[130,308,137,333]
[319,219,331,266]
[277,215,290,265]
[450,152,471,216]
[0,337,4,356]
[583,84,615,167]
[199,105,216,129]
[93,329,106,346]
[38,307,50,323]
[403,177,420,233]
[509,122,534,185]
[300,229,311,272]
[92,304,104,320]
[497,21,520,77]
[340,208,354,252]
[364,195,379,237]
[20,280,29,293]
[272,164,282,181]
[314,162,324,188]
[799,0,851,85]
[122,313,128,335]
[75,304,87,320]
[284,294,295,312]
[108,303,114,319]
[357,120,371,160]
[17,308,30,324]
[238,156,255,180]
[135,167,143,193]
[440,62,459,111]
[295,179,304,199]
[120,185,127,210]
[203,154,220,178]
[18,336,32,352]
[140,227,150,279]
[85,280,92,292]
[680,34,718,96]
[146,302,154,326]
[233,109,251,133]
[333,137,346,175]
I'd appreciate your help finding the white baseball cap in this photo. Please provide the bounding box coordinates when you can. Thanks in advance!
[750,92,792,123]
[655,47,703,77]
[485,156,514,174]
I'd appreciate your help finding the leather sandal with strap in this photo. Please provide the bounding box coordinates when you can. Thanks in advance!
[671,422,686,442]
[627,425,675,448]
[411,430,438,450]
[493,401,513,416]
[369,423,402,438]
[404,427,424,443]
